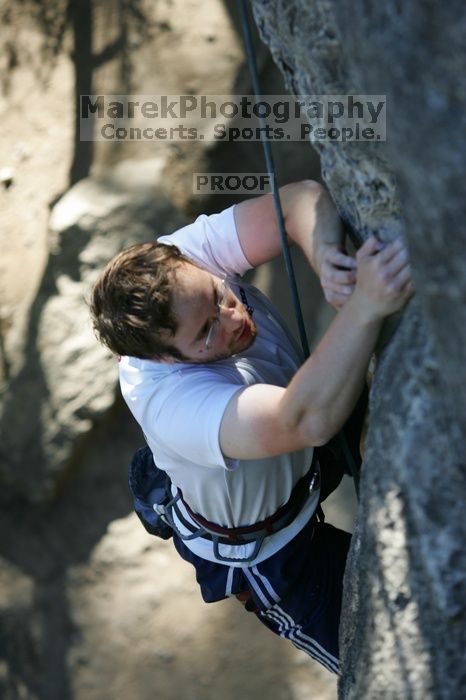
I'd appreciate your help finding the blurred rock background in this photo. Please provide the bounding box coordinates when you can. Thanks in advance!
[0,1,354,699]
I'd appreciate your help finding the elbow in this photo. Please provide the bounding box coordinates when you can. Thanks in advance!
[302,408,338,447]
[302,417,331,447]
[284,408,331,448]
[278,389,333,448]
[279,180,324,211]
[299,180,328,206]
[282,179,323,200]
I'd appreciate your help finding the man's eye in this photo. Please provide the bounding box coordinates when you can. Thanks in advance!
[201,322,210,338]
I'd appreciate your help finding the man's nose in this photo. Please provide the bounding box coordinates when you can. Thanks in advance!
[221,306,242,332]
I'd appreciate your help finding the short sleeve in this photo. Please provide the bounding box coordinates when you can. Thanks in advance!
[142,368,244,469]
[158,205,252,278]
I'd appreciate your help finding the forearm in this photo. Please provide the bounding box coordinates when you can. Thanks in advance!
[235,180,344,272]
[279,234,413,444]
[282,181,358,308]
[279,296,381,444]
[282,180,344,276]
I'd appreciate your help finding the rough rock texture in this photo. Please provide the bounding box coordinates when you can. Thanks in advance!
[0,158,185,503]
[251,1,466,698]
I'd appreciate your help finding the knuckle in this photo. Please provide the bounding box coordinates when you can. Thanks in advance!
[386,280,400,294]
[380,268,391,283]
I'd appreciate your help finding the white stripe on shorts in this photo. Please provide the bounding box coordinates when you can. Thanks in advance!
[243,568,271,608]
[225,566,235,596]
[251,566,280,603]
[263,605,339,674]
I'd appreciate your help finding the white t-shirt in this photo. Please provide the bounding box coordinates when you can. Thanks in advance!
[119,205,319,566]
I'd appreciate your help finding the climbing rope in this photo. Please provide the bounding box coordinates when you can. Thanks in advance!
[238,0,310,357]
[238,0,361,497]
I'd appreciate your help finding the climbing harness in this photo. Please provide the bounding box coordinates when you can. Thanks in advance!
[238,0,361,497]
[129,444,322,564]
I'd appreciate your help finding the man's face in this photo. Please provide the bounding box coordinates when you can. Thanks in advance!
[163,262,257,363]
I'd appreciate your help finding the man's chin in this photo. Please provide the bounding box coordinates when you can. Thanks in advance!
[233,323,257,355]
[184,323,258,363]
[243,329,257,352]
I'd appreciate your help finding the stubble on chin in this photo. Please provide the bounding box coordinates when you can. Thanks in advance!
[182,321,258,364]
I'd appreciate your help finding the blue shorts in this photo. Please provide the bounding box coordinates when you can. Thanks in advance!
[173,514,351,674]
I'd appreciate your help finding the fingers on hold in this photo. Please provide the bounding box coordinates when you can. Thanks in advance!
[392,263,412,287]
[340,284,355,295]
[329,251,357,269]
[356,237,374,256]
[357,235,384,258]
[389,249,410,276]
[377,249,411,286]
[325,290,349,309]
[385,265,412,295]
[324,280,355,295]
[328,267,357,284]
[377,237,406,264]
[398,279,415,305]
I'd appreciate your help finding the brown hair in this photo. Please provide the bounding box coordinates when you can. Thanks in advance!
[90,242,191,360]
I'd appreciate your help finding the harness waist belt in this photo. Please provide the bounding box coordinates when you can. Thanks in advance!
[174,463,320,547]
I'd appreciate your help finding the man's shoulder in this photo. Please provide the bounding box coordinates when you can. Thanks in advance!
[157,205,252,279]
[118,355,180,394]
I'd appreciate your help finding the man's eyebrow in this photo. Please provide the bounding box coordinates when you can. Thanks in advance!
[191,277,217,345]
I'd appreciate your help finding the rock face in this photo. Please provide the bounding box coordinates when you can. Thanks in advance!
[0,159,186,503]
[251,1,466,698]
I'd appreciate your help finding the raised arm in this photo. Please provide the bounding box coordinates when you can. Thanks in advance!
[219,235,413,460]
[234,180,357,307]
